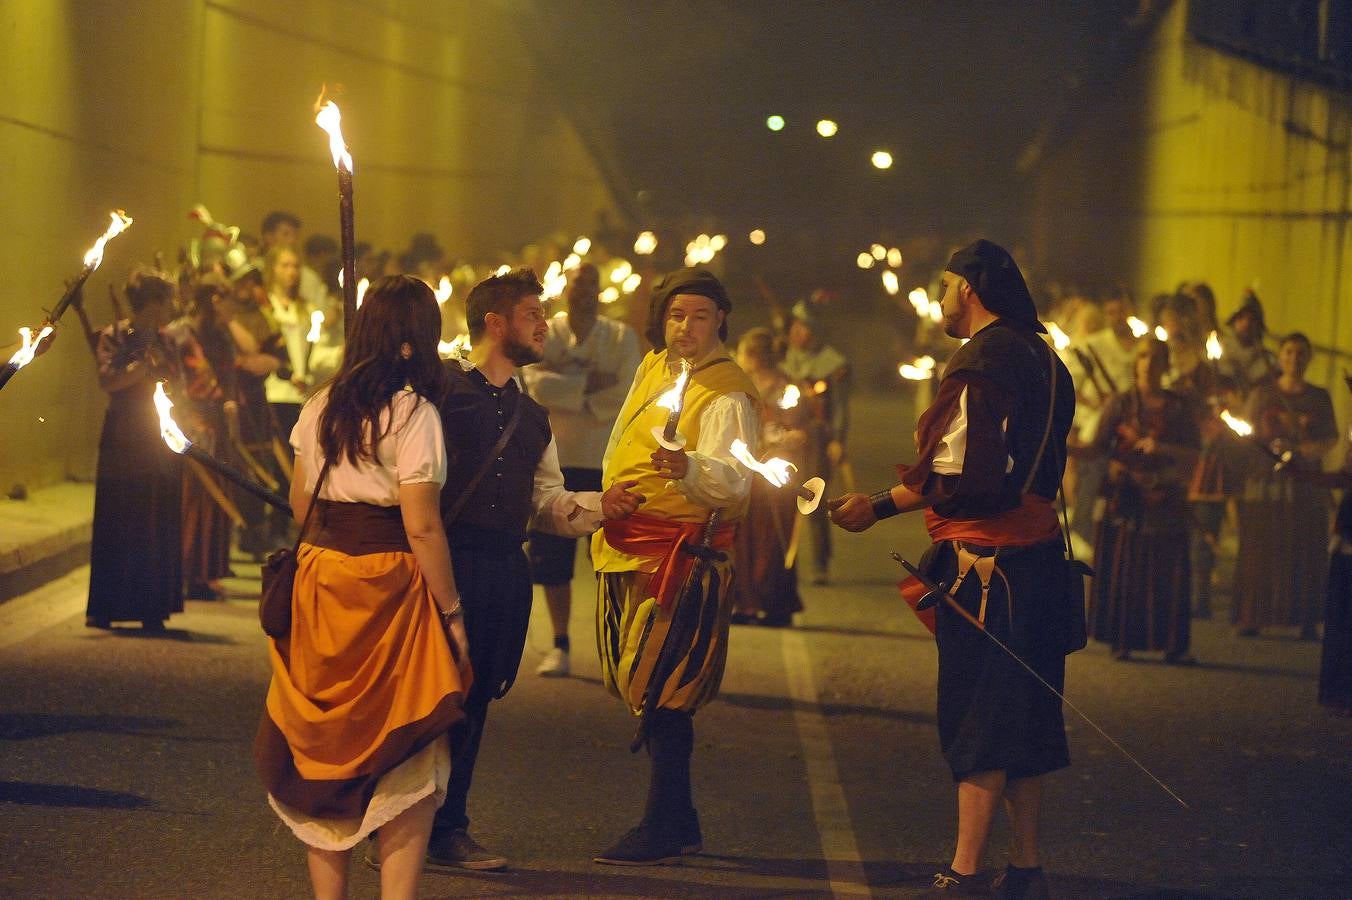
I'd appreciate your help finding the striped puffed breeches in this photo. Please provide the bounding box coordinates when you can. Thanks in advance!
[596,561,736,716]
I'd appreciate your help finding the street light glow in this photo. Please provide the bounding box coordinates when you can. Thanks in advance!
[871,150,894,170]
[749,229,766,245]
[766,115,785,131]
[816,119,838,138]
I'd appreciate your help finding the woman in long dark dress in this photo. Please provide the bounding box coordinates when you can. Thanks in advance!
[730,328,810,626]
[1090,338,1200,662]
[1232,333,1337,639]
[85,269,184,631]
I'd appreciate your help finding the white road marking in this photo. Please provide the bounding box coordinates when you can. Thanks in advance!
[782,629,872,897]
[0,566,88,651]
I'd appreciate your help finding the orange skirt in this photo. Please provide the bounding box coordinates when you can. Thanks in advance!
[255,543,467,849]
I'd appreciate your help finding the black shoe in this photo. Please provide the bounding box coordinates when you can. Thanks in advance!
[1164,650,1197,666]
[593,823,684,866]
[426,828,507,871]
[920,867,991,895]
[85,616,111,630]
[992,864,1050,900]
[141,619,166,633]
[729,611,756,626]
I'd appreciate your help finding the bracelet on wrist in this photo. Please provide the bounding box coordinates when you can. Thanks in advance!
[869,489,900,520]
[438,603,463,627]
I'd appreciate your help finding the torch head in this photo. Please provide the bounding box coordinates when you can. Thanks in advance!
[314,100,353,172]
[83,210,134,270]
[797,476,826,515]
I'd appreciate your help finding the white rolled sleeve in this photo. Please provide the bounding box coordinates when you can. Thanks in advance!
[676,392,758,508]
[530,436,605,536]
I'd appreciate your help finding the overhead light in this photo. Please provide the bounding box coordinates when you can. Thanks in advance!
[871,150,893,170]
[766,115,785,131]
[816,119,838,138]
[748,229,766,245]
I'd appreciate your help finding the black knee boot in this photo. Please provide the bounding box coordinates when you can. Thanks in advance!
[642,708,700,850]
[594,708,701,865]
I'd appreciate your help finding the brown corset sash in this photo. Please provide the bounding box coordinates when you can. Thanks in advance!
[307,499,411,555]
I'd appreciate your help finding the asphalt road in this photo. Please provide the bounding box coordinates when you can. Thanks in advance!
[1,391,1349,899]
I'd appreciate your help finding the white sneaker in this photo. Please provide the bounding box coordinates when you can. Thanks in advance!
[536,647,569,678]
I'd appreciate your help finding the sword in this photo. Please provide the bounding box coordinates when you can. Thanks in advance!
[630,508,725,753]
[891,550,1189,810]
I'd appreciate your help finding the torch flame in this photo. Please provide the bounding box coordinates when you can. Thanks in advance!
[881,270,900,296]
[434,276,452,305]
[656,360,692,413]
[153,381,190,454]
[634,231,658,255]
[1127,316,1149,338]
[897,355,936,381]
[730,438,796,488]
[907,287,928,317]
[314,100,353,173]
[306,309,324,343]
[1206,330,1222,360]
[1047,321,1071,351]
[438,333,472,359]
[338,272,371,308]
[83,210,134,270]
[7,325,55,368]
[778,384,801,410]
[1219,409,1253,437]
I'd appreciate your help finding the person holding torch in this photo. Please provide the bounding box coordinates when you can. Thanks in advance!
[829,240,1076,898]
[85,268,185,632]
[590,267,759,866]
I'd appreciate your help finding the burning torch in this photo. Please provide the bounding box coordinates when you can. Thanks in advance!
[1219,408,1294,472]
[652,359,694,451]
[1,211,133,394]
[154,382,292,515]
[729,438,826,515]
[315,92,356,338]
[304,309,324,376]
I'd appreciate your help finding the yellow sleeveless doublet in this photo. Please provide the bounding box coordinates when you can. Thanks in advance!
[592,348,756,573]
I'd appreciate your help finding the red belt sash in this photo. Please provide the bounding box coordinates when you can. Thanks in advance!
[923,494,1060,546]
[901,495,1061,637]
[601,513,736,610]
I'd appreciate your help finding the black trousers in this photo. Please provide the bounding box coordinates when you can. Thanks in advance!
[433,530,532,835]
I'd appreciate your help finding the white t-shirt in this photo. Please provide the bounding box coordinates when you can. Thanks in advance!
[290,387,446,506]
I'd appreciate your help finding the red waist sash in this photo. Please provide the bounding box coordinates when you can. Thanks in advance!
[923,494,1060,546]
[601,513,736,610]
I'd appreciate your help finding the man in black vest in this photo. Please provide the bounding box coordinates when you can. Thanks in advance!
[423,268,642,870]
[831,240,1075,898]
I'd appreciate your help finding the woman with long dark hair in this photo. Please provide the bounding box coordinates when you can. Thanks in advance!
[255,275,471,900]
[85,267,184,631]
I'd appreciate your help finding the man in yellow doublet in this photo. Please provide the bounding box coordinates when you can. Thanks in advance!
[591,267,759,866]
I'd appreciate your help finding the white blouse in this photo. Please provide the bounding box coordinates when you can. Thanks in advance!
[290,388,447,506]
